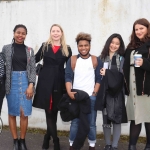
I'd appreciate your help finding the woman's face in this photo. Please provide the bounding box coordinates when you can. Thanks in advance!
[14,27,27,44]
[50,26,62,42]
[109,37,120,53]
[135,24,148,40]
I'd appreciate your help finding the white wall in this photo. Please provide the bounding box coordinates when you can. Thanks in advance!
[0,0,150,136]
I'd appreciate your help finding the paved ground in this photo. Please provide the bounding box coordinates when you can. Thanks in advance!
[0,129,145,150]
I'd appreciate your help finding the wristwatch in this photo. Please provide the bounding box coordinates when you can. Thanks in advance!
[92,91,97,96]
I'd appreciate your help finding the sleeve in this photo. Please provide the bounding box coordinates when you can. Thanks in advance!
[141,57,150,72]
[65,58,74,83]
[29,48,36,85]
[95,57,103,84]
[35,43,44,63]
[2,46,6,62]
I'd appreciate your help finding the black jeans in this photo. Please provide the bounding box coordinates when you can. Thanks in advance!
[0,76,5,115]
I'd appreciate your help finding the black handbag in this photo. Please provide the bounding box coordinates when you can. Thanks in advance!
[36,49,44,76]
[36,63,43,75]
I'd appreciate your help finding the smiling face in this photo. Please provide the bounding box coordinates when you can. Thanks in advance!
[109,37,120,54]
[78,40,90,58]
[14,27,27,44]
[50,26,62,43]
[135,24,148,40]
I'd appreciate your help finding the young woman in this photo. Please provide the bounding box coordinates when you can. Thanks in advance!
[95,33,127,150]
[2,24,36,150]
[123,18,150,150]
[33,24,72,150]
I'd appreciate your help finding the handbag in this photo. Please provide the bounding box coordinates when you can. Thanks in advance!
[36,50,44,76]
[36,62,43,75]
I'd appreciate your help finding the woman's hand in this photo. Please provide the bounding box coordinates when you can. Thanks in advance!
[25,83,34,100]
[100,68,106,76]
[68,91,77,100]
[135,58,143,66]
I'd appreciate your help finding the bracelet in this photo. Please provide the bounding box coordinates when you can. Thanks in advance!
[92,91,97,96]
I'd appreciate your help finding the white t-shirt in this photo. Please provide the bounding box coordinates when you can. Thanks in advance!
[73,56,95,96]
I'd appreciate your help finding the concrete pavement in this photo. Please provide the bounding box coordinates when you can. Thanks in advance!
[0,129,145,150]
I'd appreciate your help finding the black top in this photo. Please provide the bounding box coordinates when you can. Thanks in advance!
[12,43,27,71]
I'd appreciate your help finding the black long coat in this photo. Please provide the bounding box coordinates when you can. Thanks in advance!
[33,44,72,110]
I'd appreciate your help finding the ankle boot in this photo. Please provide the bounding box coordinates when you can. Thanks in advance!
[13,139,19,150]
[42,134,51,149]
[19,139,27,150]
[53,137,60,150]
[104,145,111,150]
[128,145,136,150]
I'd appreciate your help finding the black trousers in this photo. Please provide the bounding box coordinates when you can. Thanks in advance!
[0,76,5,115]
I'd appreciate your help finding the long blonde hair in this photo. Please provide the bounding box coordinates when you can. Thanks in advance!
[43,24,69,56]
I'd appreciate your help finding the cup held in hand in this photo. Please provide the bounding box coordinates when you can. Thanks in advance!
[134,54,142,67]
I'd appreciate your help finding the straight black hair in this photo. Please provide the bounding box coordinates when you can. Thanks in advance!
[100,33,125,59]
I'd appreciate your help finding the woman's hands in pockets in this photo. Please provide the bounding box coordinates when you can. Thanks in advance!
[25,83,34,100]
[100,68,106,76]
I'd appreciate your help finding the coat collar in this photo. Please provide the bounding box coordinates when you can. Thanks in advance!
[44,44,63,60]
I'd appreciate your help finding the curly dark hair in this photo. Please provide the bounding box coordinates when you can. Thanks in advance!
[75,32,91,44]
[100,33,125,59]
[12,24,27,43]
[127,18,150,49]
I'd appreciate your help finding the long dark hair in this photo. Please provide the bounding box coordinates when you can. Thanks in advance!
[127,18,150,49]
[100,33,125,59]
[12,24,27,43]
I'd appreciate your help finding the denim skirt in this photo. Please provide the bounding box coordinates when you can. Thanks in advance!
[6,71,32,116]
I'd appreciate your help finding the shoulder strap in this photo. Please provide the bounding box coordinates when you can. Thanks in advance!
[28,47,31,56]
[71,55,98,71]
[91,55,98,69]
[71,55,77,71]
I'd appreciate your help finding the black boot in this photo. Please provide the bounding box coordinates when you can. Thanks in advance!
[19,139,27,150]
[42,134,51,150]
[53,137,60,150]
[13,139,19,150]
[104,145,111,150]
[128,145,136,150]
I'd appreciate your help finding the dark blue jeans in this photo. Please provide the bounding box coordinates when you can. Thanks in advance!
[69,96,97,144]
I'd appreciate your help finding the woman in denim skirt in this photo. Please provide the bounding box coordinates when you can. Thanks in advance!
[2,24,36,150]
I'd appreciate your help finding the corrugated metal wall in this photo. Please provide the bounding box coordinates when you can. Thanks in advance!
[0,0,150,136]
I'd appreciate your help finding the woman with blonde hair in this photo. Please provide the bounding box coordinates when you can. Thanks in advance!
[33,24,72,150]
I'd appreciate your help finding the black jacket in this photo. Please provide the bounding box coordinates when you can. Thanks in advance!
[33,44,72,110]
[95,56,127,124]
[58,89,91,150]
[123,41,150,96]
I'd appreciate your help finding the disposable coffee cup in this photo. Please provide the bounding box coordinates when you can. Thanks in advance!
[134,54,142,67]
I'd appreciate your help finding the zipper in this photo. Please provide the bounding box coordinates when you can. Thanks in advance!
[142,71,146,95]
[142,49,150,95]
